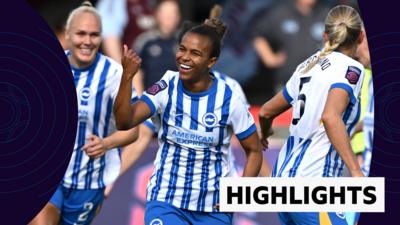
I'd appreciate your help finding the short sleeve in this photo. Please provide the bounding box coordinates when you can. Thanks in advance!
[230,95,257,140]
[140,71,173,116]
[329,65,364,105]
[229,80,250,109]
[283,72,299,104]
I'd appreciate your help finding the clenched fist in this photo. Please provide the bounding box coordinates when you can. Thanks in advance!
[121,45,142,80]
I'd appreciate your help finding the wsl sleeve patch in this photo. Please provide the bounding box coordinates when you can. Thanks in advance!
[146,80,168,95]
[345,66,361,84]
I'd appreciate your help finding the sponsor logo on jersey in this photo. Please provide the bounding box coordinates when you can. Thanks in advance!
[146,80,168,95]
[171,129,214,147]
[202,112,218,128]
[78,109,89,122]
[345,66,361,84]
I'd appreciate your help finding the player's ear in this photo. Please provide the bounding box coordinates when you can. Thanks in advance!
[323,32,329,43]
[65,29,70,41]
[207,57,218,69]
[358,30,365,45]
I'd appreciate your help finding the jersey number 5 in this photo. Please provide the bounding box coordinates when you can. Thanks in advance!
[292,77,311,125]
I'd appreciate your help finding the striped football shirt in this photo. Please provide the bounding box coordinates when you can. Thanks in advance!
[272,51,364,178]
[140,70,256,212]
[63,52,123,189]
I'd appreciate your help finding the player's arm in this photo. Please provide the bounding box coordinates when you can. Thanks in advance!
[83,126,139,159]
[119,124,154,176]
[253,37,286,68]
[258,90,291,148]
[322,88,363,177]
[114,45,151,130]
[104,124,154,197]
[259,158,272,177]
[239,132,265,177]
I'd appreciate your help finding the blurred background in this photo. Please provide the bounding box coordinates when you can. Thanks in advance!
[27,0,361,224]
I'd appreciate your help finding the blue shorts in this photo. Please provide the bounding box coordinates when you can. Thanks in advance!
[145,201,233,225]
[50,184,105,225]
[278,212,348,225]
[345,212,360,225]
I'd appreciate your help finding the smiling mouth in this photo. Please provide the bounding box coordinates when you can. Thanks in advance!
[179,64,193,73]
[79,48,93,56]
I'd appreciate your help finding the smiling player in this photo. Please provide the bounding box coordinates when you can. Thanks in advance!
[113,5,264,225]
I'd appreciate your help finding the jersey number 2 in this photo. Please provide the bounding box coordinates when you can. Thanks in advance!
[292,77,311,125]
[74,202,94,225]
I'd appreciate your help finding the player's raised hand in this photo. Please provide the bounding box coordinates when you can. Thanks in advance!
[121,44,141,80]
[82,134,109,159]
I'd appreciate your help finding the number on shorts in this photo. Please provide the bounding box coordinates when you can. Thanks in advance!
[77,202,94,222]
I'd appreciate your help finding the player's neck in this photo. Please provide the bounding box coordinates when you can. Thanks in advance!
[182,75,213,93]
[338,46,356,59]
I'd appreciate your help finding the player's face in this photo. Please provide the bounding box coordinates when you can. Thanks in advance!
[176,32,217,83]
[66,12,101,69]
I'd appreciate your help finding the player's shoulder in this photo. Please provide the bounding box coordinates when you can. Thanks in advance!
[328,51,364,71]
[295,51,320,74]
[327,52,364,82]
[212,70,240,87]
[99,53,122,69]
[216,78,244,107]
[145,70,177,96]
[97,54,124,81]
[162,70,179,81]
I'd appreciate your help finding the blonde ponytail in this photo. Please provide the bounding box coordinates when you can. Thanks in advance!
[301,5,362,73]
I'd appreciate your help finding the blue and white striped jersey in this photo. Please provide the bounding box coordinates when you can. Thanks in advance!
[362,77,374,176]
[212,70,249,109]
[212,70,250,177]
[63,52,123,189]
[140,70,256,212]
[273,51,364,178]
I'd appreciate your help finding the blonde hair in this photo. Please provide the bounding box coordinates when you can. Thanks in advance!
[65,1,102,32]
[302,5,362,73]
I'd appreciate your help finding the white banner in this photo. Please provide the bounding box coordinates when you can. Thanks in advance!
[219,177,384,212]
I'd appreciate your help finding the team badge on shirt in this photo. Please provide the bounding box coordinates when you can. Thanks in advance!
[202,112,218,128]
[79,87,91,101]
[150,218,163,225]
[345,66,361,84]
[146,80,168,95]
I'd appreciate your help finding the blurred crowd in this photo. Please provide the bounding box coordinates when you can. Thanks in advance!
[28,0,360,105]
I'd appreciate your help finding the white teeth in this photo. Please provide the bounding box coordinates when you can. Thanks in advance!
[180,64,191,69]
[80,48,91,55]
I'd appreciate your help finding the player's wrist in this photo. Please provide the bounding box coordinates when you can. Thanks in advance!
[121,72,134,82]
[102,138,112,151]
[349,168,364,177]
